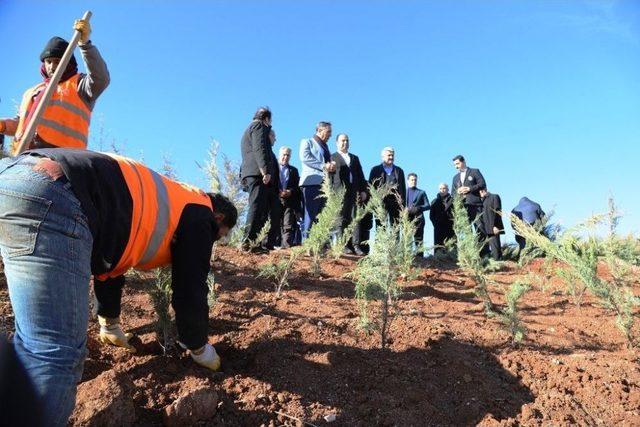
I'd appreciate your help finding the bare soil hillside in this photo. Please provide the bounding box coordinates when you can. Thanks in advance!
[1,247,638,426]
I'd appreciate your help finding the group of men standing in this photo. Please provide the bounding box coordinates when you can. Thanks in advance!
[240,109,454,257]
[240,109,547,261]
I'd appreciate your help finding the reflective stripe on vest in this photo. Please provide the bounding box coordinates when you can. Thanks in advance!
[13,74,90,153]
[95,154,213,280]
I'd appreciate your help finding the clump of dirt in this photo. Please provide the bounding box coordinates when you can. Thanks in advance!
[1,248,639,425]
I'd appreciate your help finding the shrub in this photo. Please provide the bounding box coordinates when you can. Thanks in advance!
[397,206,418,278]
[302,176,344,275]
[330,196,371,259]
[498,280,531,344]
[452,195,494,314]
[350,184,410,349]
[201,140,248,248]
[511,210,640,347]
[248,218,271,250]
[149,267,173,354]
[257,249,303,297]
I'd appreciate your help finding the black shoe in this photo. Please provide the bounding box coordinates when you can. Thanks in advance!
[342,247,355,255]
[353,246,365,256]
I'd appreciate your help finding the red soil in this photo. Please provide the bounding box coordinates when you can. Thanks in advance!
[1,248,639,426]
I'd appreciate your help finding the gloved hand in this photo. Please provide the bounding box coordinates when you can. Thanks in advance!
[189,343,221,371]
[73,19,91,44]
[98,316,136,352]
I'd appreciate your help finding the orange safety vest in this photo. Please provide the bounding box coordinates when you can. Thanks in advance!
[95,154,213,280]
[13,74,90,154]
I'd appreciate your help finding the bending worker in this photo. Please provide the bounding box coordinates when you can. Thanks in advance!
[0,18,109,153]
[0,149,237,426]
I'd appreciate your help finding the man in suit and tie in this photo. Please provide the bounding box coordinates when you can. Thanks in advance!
[406,173,430,258]
[451,154,486,228]
[479,188,504,260]
[330,133,367,255]
[299,121,336,239]
[429,183,455,253]
[240,107,275,251]
[368,146,407,225]
[276,146,302,248]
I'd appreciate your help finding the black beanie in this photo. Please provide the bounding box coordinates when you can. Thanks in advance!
[39,36,69,61]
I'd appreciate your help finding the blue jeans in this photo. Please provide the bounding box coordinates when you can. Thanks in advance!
[0,155,93,426]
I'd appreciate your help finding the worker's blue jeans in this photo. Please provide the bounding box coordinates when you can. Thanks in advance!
[0,155,92,426]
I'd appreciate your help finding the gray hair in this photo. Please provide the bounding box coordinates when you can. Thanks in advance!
[279,146,291,155]
[381,146,395,156]
[316,121,332,131]
[439,182,449,189]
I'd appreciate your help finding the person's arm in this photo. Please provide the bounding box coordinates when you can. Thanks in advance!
[170,205,217,350]
[415,191,430,213]
[299,139,324,172]
[368,166,377,185]
[250,122,271,177]
[467,169,486,193]
[353,156,366,193]
[0,117,19,136]
[397,168,406,206]
[494,195,505,233]
[76,42,110,108]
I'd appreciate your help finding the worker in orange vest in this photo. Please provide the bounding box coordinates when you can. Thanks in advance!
[0,18,109,154]
[0,149,237,426]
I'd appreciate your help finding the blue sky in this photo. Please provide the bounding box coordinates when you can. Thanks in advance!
[1,1,639,244]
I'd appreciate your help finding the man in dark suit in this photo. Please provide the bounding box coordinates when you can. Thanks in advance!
[264,130,282,250]
[275,145,302,248]
[368,146,406,225]
[429,183,455,253]
[330,133,367,255]
[479,188,504,260]
[406,173,430,258]
[240,107,275,251]
[451,154,486,228]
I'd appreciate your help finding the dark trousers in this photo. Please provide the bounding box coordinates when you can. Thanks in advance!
[265,186,282,248]
[411,215,425,257]
[359,211,373,254]
[243,176,269,242]
[515,235,526,250]
[433,221,455,253]
[337,187,361,248]
[301,185,326,239]
[465,204,482,228]
[481,234,502,260]
[373,197,402,231]
[280,200,299,248]
[94,275,125,318]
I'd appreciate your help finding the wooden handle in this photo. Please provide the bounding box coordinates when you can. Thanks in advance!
[15,11,92,155]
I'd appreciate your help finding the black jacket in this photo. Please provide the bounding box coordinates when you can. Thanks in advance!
[429,193,454,225]
[240,120,273,179]
[481,192,504,236]
[452,167,486,206]
[368,164,407,207]
[330,151,366,194]
[278,163,302,211]
[406,187,429,218]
